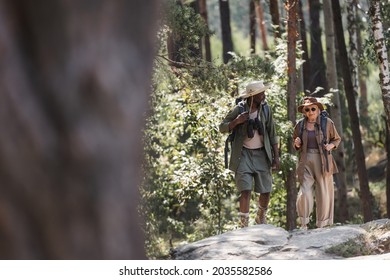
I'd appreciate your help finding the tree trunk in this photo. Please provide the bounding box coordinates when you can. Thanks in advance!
[199,0,212,62]
[332,0,373,222]
[323,0,349,223]
[369,0,390,218]
[219,0,234,63]
[358,30,369,127]
[286,0,299,231]
[269,0,281,40]
[254,0,269,51]
[355,2,369,129]
[189,1,202,59]
[298,0,311,94]
[250,0,256,54]
[308,0,327,95]
[0,0,160,259]
[168,1,184,62]
[346,0,360,116]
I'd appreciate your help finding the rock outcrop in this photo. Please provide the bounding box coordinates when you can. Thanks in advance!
[171,219,390,260]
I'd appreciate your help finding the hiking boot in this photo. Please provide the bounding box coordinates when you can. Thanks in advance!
[239,213,249,228]
[255,206,267,224]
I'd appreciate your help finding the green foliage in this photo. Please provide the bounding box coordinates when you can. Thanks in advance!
[164,1,211,59]
[142,65,239,258]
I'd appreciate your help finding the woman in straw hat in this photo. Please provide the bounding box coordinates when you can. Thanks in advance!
[293,97,341,230]
[219,81,280,228]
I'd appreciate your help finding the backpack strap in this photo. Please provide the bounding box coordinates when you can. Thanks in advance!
[298,118,304,140]
[320,110,328,144]
[262,103,270,123]
[320,110,329,172]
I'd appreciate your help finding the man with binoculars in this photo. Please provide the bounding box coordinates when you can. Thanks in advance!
[219,80,280,228]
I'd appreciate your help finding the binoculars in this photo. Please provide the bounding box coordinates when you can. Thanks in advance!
[247,117,263,138]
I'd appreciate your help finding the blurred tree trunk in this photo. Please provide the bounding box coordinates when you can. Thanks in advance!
[346,0,360,116]
[254,0,269,51]
[368,0,390,218]
[189,1,202,58]
[298,0,310,94]
[323,0,349,223]
[286,0,298,231]
[0,0,159,259]
[354,3,369,131]
[333,0,373,222]
[219,0,234,63]
[199,0,212,62]
[356,0,369,127]
[168,1,184,62]
[250,0,256,54]
[308,0,327,95]
[357,30,369,126]
[269,0,281,40]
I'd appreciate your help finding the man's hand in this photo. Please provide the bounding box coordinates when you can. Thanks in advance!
[236,111,249,124]
[272,157,280,171]
[229,112,249,130]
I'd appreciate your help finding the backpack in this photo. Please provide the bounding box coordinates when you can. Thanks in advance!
[297,109,330,171]
[224,99,270,168]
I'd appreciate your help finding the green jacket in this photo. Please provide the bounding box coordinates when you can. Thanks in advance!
[219,100,278,172]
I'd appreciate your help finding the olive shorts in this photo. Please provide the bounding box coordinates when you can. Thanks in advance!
[235,147,272,194]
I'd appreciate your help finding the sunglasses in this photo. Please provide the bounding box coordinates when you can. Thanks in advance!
[304,107,317,112]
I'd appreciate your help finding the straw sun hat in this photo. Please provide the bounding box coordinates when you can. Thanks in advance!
[239,80,271,99]
[297,97,324,113]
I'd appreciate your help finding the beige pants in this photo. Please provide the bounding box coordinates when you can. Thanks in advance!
[296,151,334,228]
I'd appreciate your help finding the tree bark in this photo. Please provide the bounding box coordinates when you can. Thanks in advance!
[199,0,212,62]
[369,0,390,218]
[323,0,349,223]
[332,0,373,222]
[0,0,159,259]
[298,0,311,94]
[286,0,299,231]
[346,0,360,115]
[219,0,234,63]
[250,0,256,54]
[189,1,202,59]
[269,0,281,40]
[357,31,369,126]
[168,1,184,62]
[308,0,327,95]
[254,0,269,51]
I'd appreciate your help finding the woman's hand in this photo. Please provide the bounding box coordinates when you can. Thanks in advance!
[324,143,335,151]
[294,137,302,148]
